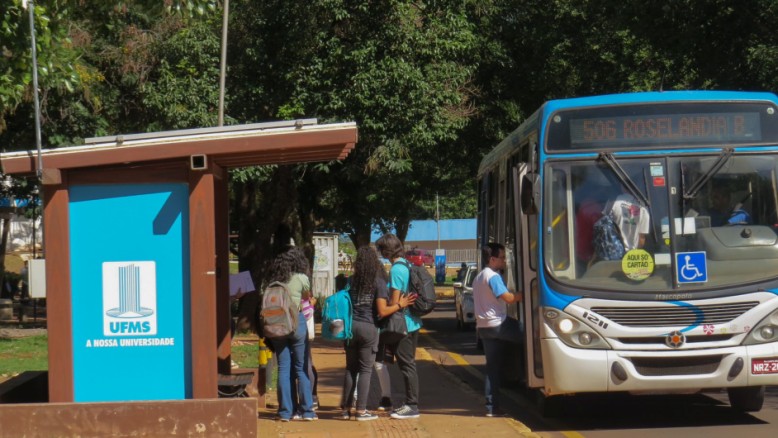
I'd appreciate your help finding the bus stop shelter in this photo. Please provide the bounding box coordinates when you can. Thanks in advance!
[0,119,357,436]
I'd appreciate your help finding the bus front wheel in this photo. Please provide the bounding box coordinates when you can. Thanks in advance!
[727,386,765,412]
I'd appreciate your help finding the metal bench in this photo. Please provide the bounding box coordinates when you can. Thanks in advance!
[217,372,254,398]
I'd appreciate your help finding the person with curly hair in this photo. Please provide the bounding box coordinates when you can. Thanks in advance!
[375,233,422,420]
[339,246,414,421]
[266,246,317,421]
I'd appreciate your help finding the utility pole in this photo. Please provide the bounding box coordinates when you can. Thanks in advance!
[23,0,43,178]
[23,0,44,259]
[217,0,229,126]
[436,194,440,249]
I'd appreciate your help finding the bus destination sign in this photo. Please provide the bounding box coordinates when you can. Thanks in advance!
[569,112,761,148]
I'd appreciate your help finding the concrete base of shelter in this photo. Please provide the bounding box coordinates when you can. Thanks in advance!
[1,371,257,437]
[0,397,257,437]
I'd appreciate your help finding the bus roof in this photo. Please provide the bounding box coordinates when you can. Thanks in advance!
[477,107,543,176]
[543,90,778,114]
[477,90,778,175]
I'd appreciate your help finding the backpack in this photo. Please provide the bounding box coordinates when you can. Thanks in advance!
[592,214,626,261]
[395,259,437,316]
[321,289,353,341]
[259,281,298,338]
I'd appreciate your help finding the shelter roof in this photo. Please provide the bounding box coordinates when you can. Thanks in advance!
[1,119,357,177]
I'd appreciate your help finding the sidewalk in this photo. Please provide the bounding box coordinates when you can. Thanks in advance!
[257,333,538,437]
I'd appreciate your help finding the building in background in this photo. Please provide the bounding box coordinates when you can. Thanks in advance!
[371,218,477,265]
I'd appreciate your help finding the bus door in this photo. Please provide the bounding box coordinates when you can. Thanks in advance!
[513,163,542,389]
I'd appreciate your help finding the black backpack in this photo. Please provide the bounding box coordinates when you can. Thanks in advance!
[395,259,436,316]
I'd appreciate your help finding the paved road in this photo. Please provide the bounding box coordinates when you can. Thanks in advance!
[420,298,778,438]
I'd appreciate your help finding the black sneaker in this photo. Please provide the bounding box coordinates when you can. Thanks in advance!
[486,407,508,417]
[377,396,393,411]
[390,404,420,419]
[355,410,378,421]
[339,409,351,420]
[312,395,319,410]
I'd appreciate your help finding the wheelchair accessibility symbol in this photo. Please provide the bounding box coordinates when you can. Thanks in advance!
[676,251,707,283]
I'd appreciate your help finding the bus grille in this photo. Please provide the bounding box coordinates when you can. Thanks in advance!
[629,355,722,376]
[590,302,759,327]
[617,334,734,345]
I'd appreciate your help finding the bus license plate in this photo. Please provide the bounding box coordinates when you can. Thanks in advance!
[751,358,778,374]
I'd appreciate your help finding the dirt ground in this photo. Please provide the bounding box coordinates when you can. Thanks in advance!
[0,328,47,339]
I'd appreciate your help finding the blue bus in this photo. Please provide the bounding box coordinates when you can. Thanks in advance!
[477,91,778,411]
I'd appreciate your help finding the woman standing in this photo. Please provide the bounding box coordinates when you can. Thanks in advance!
[266,247,317,421]
[375,233,422,420]
[339,247,414,420]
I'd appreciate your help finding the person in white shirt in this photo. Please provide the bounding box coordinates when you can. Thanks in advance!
[609,193,650,250]
[473,242,523,418]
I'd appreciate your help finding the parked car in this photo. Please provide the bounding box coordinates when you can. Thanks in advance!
[406,249,434,267]
[453,265,477,330]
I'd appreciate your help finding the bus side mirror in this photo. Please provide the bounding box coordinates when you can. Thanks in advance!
[520,174,539,215]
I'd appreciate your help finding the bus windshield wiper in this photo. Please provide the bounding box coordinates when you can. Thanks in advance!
[598,153,650,207]
[682,148,733,200]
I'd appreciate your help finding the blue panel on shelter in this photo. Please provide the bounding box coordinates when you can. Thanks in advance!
[69,184,191,402]
[676,251,707,284]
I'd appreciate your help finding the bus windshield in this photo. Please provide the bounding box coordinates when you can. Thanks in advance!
[545,153,778,294]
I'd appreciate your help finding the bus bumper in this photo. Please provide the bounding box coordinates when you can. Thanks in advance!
[541,338,778,395]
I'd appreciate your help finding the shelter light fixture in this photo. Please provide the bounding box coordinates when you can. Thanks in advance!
[191,155,208,170]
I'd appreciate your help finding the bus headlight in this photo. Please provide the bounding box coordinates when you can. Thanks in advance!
[543,307,611,350]
[743,309,778,345]
[558,318,574,333]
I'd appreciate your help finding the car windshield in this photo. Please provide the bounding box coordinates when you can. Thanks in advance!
[545,154,778,296]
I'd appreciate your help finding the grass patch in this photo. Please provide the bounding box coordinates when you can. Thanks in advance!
[0,335,48,374]
[230,342,277,390]
[231,343,259,369]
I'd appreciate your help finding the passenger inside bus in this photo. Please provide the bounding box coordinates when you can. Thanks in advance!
[573,168,614,272]
[607,190,650,251]
[574,196,603,271]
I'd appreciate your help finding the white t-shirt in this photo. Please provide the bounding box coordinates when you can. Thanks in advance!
[610,194,650,250]
[473,267,509,329]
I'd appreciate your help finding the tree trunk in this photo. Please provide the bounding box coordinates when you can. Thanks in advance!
[0,216,9,292]
[348,222,373,250]
[394,219,410,243]
[233,165,299,333]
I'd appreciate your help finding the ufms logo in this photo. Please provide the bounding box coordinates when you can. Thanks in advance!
[103,261,157,336]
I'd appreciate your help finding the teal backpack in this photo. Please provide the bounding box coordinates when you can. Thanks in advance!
[321,289,353,341]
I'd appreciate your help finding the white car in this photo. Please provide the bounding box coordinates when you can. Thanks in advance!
[453,265,477,330]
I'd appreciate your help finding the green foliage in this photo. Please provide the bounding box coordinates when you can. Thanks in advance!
[141,19,221,130]
[4,0,778,265]
[227,0,482,245]
[0,0,81,134]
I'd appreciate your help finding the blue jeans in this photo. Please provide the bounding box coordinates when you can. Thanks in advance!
[270,312,314,420]
[478,317,521,410]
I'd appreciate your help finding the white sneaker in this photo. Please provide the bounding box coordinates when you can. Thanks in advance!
[390,404,420,419]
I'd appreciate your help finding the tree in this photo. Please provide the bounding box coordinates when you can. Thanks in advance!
[1,1,81,137]
[227,0,481,256]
